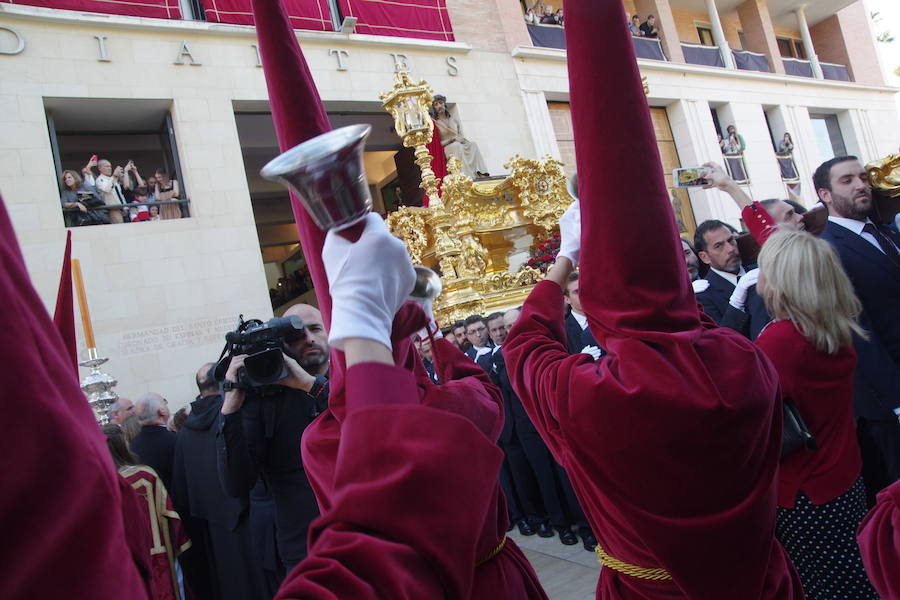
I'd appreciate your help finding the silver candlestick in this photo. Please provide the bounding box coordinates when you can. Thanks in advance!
[79,347,118,425]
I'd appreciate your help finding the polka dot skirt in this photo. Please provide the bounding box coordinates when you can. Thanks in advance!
[775,477,878,600]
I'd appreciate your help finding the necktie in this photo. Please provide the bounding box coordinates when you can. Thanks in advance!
[862,223,900,265]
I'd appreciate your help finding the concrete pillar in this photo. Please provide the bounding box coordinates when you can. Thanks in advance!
[492,0,533,51]
[717,102,785,201]
[705,0,735,69]
[810,1,884,85]
[795,7,823,79]
[633,0,685,63]
[667,99,741,228]
[766,105,820,206]
[520,90,561,160]
[736,0,784,74]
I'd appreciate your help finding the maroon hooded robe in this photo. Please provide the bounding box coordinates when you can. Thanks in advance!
[0,195,148,600]
[502,2,803,598]
[858,479,900,598]
[302,304,547,599]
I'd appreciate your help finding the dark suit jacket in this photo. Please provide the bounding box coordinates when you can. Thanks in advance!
[131,424,177,491]
[564,312,600,356]
[697,269,770,339]
[820,220,900,420]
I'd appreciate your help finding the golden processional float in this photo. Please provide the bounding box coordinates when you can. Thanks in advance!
[380,70,573,324]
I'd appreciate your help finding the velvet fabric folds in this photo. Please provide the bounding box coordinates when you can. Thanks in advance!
[858,479,900,599]
[204,0,332,30]
[301,303,547,599]
[0,195,148,599]
[502,1,803,598]
[277,362,504,599]
[1,0,181,19]
[337,0,455,42]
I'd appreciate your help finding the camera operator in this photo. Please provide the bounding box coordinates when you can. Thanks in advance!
[216,303,330,572]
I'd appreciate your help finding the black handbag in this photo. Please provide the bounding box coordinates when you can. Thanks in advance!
[781,398,817,458]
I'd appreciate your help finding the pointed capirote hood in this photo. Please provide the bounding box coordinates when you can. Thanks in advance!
[250,0,333,329]
[564,0,700,341]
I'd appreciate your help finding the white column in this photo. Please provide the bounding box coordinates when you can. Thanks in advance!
[520,90,561,161]
[668,99,740,227]
[795,6,824,79]
[706,0,735,69]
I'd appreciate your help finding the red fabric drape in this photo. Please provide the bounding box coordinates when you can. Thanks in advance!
[0,193,148,598]
[1,0,181,19]
[424,120,446,207]
[337,0,454,42]
[204,0,332,30]
[52,230,77,377]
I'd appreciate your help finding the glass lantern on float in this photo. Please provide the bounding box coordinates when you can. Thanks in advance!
[380,70,441,205]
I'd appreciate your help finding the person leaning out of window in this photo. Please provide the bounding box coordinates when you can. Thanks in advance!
[59,169,108,227]
[153,168,182,220]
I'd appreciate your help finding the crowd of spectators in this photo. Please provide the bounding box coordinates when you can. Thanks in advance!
[523,2,563,26]
[628,13,659,38]
[59,155,184,227]
[269,265,312,309]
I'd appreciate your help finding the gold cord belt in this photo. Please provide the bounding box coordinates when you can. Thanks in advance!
[594,545,672,581]
[476,536,507,567]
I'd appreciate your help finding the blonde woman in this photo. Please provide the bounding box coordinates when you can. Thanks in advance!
[756,230,877,599]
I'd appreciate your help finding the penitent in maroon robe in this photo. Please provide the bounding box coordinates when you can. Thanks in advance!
[858,479,900,598]
[278,361,507,599]
[502,2,803,599]
[0,195,148,600]
[300,304,547,599]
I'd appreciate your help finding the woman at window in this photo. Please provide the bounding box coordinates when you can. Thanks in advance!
[755,231,878,600]
[60,170,107,227]
[153,168,182,220]
[539,5,558,25]
[779,132,794,154]
[523,7,538,24]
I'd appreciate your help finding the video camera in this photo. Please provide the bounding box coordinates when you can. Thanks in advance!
[215,315,306,389]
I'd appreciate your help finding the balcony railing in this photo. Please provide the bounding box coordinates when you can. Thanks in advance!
[783,58,814,78]
[732,49,771,73]
[681,43,724,68]
[62,198,191,227]
[821,62,850,82]
[526,24,666,61]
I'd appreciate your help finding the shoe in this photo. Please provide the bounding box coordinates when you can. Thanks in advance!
[581,533,597,552]
[537,521,554,538]
[558,529,578,545]
[516,519,536,536]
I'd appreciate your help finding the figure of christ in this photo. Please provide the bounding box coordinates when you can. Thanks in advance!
[430,95,490,179]
[502,2,803,598]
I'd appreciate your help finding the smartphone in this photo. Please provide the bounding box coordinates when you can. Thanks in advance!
[90,154,98,163]
[673,167,709,188]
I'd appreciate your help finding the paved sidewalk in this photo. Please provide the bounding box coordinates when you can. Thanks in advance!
[508,529,600,600]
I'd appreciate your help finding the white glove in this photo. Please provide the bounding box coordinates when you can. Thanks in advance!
[323,213,416,351]
[728,268,760,311]
[692,279,710,294]
[418,298,443,339]
[580,345,602,360]
[557,200,581,267]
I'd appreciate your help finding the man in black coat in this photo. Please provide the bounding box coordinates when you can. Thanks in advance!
[693,219,770,339]
[132,392,176,491]
[171,363,267,600]
[496,308,595,549]
[217,303,328,572]
[563,271,603,357]
[816,155,900,498]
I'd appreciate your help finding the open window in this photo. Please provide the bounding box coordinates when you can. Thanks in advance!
[45,98,189,227]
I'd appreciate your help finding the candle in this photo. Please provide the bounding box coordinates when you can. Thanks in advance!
[71,258,96,349]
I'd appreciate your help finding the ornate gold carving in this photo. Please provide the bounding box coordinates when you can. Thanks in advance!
[504,155,571,233]
[868,154,900,198]
[380,71,440,204]
[382,74,571,324]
